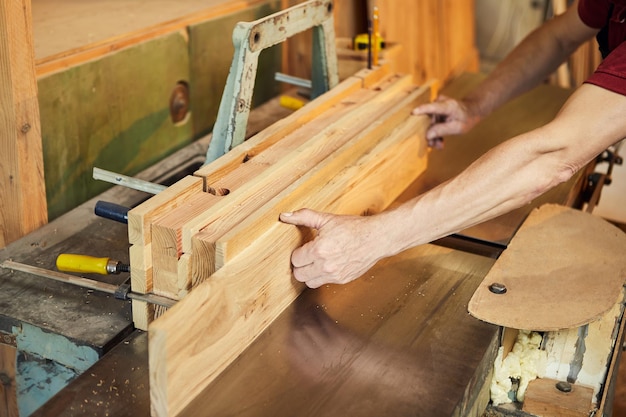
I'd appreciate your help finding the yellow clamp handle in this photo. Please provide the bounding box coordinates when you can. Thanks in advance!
[56,254,111,275]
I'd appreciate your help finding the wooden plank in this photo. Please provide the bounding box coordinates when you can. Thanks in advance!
[150,86,376,298]
[138,66,393,323]
[206,86,374,189]
[151,72,408,300]
[184,72,413,255]
[128,176,204,246]
[0,0,48,248]
[522,378,594,417]
[128,175,203,329]
[193,66,390,184]
[174,74,414,289]
[0,341,18,417]
[210,83,431,269]
[151,192,219,299]
[148,84,432,417]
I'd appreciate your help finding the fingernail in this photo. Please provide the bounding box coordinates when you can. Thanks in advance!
[281,212,293,217]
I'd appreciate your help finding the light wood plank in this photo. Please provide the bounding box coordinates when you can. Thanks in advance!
[210,83,431,269]
[181,73,414,256]
[522,378,594,417]
[128,175,203,328]
[193,66,390,185]
[0,0,48,248]
[149,85,432,417]
[128,175,204,246]
[175,74,414,289]
[151,87,375,298]
[152,72,409,300]
[151,192,218,299]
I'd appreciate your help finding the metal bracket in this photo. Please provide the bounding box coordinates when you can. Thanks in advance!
[583,141,623,213]
[114,277,132,301]
[205,0,339,163]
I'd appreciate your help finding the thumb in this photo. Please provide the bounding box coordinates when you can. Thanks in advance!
[280,208,328,229]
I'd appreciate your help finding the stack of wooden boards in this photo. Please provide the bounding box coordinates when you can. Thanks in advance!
[127,65,433,416]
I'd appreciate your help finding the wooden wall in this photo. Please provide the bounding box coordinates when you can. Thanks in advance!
[285,0,479,85]
[375,0,479,84]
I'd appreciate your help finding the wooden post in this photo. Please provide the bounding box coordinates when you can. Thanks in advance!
[0,0,48,248]
[0,341,18,417]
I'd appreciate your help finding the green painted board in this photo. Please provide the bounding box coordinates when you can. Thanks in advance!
[37,1,286,221]
[38,31,192,220]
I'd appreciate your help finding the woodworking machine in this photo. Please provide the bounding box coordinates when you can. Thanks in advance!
[1,1,624,416]
[0,72,621,417]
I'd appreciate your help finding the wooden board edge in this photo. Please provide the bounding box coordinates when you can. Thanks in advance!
[35,0,273,76]
[128,176,204,246]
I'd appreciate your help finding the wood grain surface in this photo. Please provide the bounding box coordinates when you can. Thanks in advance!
[469,204,626,331]
[0,0,48,248]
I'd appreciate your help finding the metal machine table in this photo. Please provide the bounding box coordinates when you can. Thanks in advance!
[24,73,603,416]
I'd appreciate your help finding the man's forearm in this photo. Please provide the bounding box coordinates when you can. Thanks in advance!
[463,3,596,119]
[380,84,626,257]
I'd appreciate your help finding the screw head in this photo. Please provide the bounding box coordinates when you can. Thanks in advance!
[488,283,507,295]
[556,381,572,393]
[169,82,190,124]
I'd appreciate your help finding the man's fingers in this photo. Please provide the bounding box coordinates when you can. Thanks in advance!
[427,119,467,141]
[290,241,315,268]
[279,208,328,230]
[412,102,446,116]
[291,259,326,288]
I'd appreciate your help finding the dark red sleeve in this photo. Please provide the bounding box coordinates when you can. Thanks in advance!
[585,41,626,95]
[578,0,611,28]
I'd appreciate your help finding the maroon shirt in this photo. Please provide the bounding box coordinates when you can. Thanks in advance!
[578,0,626,95]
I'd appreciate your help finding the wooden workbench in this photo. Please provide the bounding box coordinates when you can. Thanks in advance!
[24,72,594,416]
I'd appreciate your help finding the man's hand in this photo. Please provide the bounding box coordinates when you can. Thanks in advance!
[412,95,482,148]
[279,209,386,288]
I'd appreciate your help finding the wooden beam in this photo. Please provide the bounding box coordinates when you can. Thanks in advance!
[193,66,390,185]
[150,92,367,299]
[0,0,48,248]
[185,73,413,255]
[131,67,391,327]
[172,74,413,285]
[152,75,411,298]
[127,175,204,329]
[149,72,412,302]
[151,192,218,299]
[211,83,432,269]
[0,341,18,417]
[148,81,432,417]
